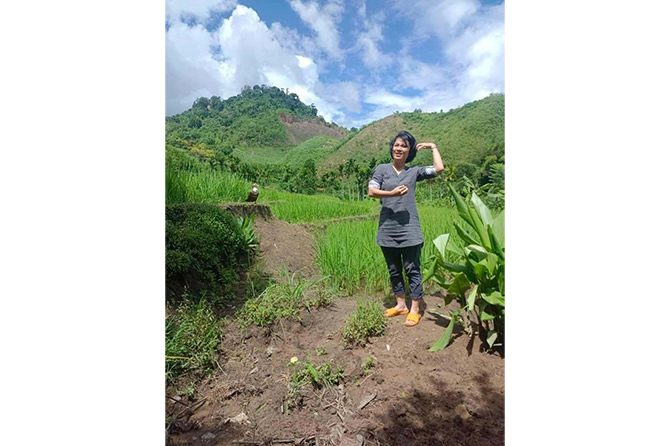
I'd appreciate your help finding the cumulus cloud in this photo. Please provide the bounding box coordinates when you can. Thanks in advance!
[165,21,226,115]
[165,1,504,127]
[166,0,237,24]
[390,0,504,106]
[354,12,390,70]
[166,4,352,123]
[288,0,345,61]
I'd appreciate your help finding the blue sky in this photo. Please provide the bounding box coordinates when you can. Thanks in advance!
[166,0,505,128]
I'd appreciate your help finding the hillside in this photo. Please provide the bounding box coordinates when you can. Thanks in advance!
[165,85,350,155]
[320,94,504,173]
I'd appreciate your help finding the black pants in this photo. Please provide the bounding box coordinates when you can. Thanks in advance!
[380,243,423,299]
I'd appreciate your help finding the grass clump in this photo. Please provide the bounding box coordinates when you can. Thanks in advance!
[342,301,387,346]
[362,355,376,375]
[286,360,345,411]
[236,273,331,328]
[165,300,223,383]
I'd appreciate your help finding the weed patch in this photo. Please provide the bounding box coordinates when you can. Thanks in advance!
[165,300,223,383]
[286,360,345,411]
[236,273,331,327]
[342,301,387,346]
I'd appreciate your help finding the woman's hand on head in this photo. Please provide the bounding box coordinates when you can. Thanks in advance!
[416,143,437,151]
[391,185,409,196]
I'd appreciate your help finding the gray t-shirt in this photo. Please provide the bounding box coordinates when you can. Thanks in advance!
[368,163,438,248]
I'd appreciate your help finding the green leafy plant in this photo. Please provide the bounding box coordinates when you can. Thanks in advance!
[424,184,505,351]
[342,301,387,346]
[165,300,223,382]
[236,272,329,327]
[286,360,344,411]
[237,214,259,253]
[362,355,376,375]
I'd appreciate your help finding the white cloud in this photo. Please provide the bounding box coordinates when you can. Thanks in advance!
[166,4,353,123]
[288,0,344,61]
[165,21,226,115]
[354,12,390,70]
[166,0,237,24]
[392,0,504,106]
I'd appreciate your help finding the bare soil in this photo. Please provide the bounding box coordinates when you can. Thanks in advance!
[166,214,504,446]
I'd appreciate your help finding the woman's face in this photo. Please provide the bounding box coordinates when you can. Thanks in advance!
[392,137,410,162]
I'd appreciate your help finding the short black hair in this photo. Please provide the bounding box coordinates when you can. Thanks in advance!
[389,131,417,162]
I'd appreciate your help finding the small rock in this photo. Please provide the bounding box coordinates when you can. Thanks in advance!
[266,346,277,356]
[201,432,216,440]
[375,376,385,384]
[455,403,471,420]
[227,412,250,424]
[173,395,181,401]
[356,434,365,446]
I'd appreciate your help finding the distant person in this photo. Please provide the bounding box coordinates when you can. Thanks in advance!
[367,131,444,327]
[246,182,259,202]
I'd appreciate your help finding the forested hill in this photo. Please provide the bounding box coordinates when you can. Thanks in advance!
[165,85,349,153]
[320,94,504,172]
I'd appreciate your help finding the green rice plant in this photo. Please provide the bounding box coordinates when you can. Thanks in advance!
[424,184,505,351]
[342,301,387,346]
[260,191,377,224]
[165,300,223,382]
[166,168,251,205]
[315,205,463,294]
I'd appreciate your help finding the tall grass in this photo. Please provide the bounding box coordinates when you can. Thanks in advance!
[316,205,463,294]
[166,169,251,205]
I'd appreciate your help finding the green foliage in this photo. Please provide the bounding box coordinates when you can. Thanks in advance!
[320,94,504,193]
[165,167,252,205]
[342,301,387,346]
[362,355,376,375]
[286,360,345,411]
[262,189,377,224]
[236,273,331,328]
[316,205,463,294]
[236,214,259,254]
[424,184,505,351]
[293,158,318,194]
[165,203,246,300]
[165,300,223,382]
[166,85,347,152]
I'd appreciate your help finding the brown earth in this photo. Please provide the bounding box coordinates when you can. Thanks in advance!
[166,214,504,446]
[279,113,349,146]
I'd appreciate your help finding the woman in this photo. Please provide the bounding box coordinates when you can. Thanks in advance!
[367,131,444,327]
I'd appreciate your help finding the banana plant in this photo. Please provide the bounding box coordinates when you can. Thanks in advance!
[424,183,504,351]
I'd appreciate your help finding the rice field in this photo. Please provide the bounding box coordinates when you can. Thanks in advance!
[166,168,250,205]
[315,205,464,295]
[166,168,378,223]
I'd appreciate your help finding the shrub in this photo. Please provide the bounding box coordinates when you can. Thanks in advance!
[166,203,246,300]
[342,301,387,346]
[165,300,223,382]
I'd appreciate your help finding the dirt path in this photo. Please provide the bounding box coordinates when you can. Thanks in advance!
[166,213,504,446]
